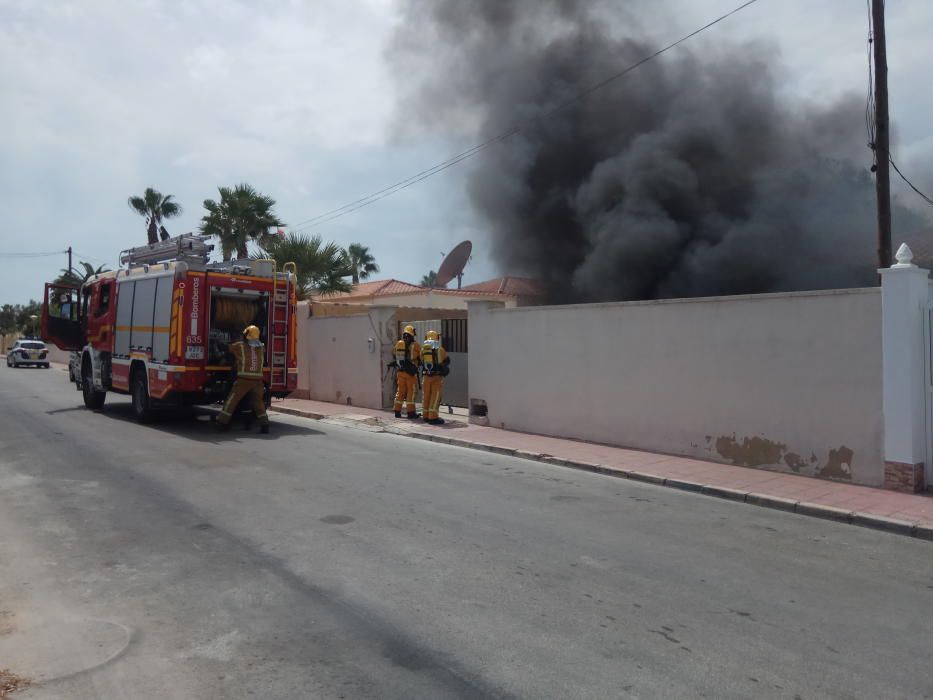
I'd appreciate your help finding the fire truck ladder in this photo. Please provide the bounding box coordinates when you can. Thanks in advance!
[268,261,296,393]
[120,233,214,266]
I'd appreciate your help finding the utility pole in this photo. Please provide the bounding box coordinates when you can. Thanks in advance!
[67,246,73,275]
[871,0,892,269]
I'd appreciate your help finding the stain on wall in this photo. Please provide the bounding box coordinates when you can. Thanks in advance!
[783,453,806,473]
[716,435,855,481]
[818,446,854,480]
[715,435,786,467]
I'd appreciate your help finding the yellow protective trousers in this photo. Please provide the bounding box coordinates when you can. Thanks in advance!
[422,374,443,421]
[394,372,418,414]
[218,378,269,426]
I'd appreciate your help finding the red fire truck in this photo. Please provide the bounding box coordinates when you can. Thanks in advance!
[41,234,298,421]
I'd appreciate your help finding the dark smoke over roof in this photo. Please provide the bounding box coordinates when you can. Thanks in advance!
[390,0,928,303]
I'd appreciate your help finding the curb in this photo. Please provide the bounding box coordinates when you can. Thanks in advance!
[270,407,932,542]
[272,406,327,421]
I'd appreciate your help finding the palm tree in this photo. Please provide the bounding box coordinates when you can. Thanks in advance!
[128,188,182,244]
[55,261,110,287]
[421,270,439,288]
[200,183,284,260]
[256,232,352,299]
[346,243,379,284]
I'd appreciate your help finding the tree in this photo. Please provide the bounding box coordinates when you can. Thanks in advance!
[346,243,379,284]
[256,232,352,299]
[128,187,183,244]
[421,270,439,288]
[55,261,110,287]
[18,301,41,337]
[0,301,41,336]
[200,183,285,260]
[0,304,18,335]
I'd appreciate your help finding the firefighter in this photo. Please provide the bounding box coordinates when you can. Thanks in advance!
[420,329,450,425]
[388,324,421,419]
[216,324,270,433]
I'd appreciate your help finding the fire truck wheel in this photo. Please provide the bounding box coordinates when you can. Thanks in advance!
[82,367,106,410]
[131,369,153,423]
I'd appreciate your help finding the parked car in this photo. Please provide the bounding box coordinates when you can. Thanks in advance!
[6,339,50,368]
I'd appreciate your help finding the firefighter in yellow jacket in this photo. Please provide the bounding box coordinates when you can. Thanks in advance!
[420,329,450,425]
[216,324,270,433]
[389,325,421,419]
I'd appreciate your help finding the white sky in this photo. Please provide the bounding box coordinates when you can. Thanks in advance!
[1,0,931,304]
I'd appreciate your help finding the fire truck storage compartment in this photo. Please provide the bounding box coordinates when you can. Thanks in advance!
[114,275,175,363]
[208,291,268,366]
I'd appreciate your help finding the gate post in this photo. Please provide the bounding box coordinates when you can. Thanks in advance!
[880,243,929,492]
[466,300,505,425]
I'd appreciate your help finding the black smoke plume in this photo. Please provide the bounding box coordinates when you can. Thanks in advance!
[390,0,927,302]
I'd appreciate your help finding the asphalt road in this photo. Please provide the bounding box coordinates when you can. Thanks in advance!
[0,365,931,700]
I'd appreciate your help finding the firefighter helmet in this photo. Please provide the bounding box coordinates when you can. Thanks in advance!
[425,330,439,341]
[403,325,416,336]
[243,325,261,341]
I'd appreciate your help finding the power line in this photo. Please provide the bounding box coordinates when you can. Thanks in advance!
[890,156,933,207]
[864,0,933,211]
[290,0,764,233]
[0,250,67,259]
[72,251,114,266]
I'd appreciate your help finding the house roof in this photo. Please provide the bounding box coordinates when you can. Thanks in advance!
[329,279,425,298]
[460,276,545,297]
[314,276,545,302]
[313,278,478,302]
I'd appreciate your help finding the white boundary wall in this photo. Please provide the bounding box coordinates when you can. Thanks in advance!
[469,288,884,486]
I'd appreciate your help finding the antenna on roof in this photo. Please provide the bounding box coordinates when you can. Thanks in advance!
[436,240,472,290]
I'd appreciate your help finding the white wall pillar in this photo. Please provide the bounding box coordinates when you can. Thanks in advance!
[880,243,929,491]
[466,300,504,424]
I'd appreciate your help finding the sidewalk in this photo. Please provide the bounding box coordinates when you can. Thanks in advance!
[274,397,933,540]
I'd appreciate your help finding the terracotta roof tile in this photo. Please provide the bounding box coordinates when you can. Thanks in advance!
[314,276,546,302]
[316,279,425,300]
[461,276,545,296]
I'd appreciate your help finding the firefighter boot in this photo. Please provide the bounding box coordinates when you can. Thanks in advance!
[394,411,402,418]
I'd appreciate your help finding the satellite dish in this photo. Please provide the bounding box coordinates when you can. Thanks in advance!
[435,240,472,289]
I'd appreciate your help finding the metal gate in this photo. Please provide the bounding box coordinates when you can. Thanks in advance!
[397,318,468,408]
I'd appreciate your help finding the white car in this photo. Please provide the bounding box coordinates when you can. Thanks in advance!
[6,339,50,368]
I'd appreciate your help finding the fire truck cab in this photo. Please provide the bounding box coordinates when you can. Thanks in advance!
[41,234,298,422]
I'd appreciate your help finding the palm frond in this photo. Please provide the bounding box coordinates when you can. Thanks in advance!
[127,196,148,216]
[202,183,285,260]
